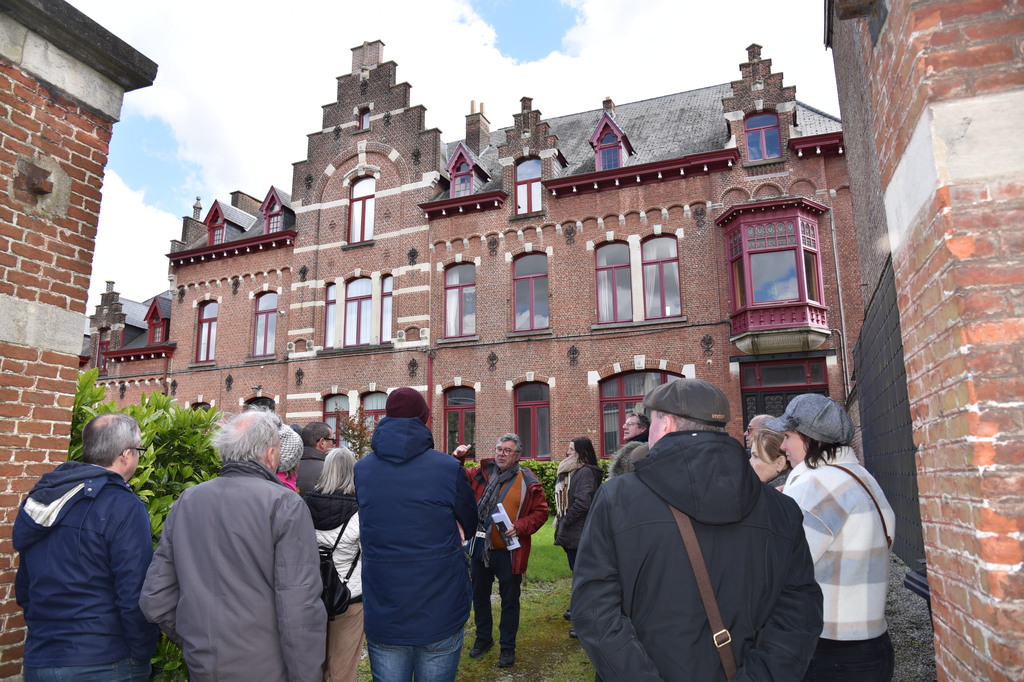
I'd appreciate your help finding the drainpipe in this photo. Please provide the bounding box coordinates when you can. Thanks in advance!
[426,349,435,428]
[828,197,851,402]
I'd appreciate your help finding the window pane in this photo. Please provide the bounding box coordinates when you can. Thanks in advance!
[742,366,757,387]
[353,177,375,198]
[535,406,550,457]
[446,411,460,452]
[516,184,528,214]
[747,114,777,129]
[530,180,542,212]
[517,158,541,180]
[600,380,619,398]
[534,277,548,327]
[518,407,533,456]
[642,237,676,261]
[464,411,476,451]
[257,293,277,311]
[364,392,387,410]
[804,251,819,302]
[765,128,781,158]
[516,383,548,402]
[751,250,798,303]
[515,254,546,276]
[601,132,617,144]
[358,298,370,344]
[760,364,808,387]
[445,289,460,337]
[615,267,632,320]
[602,403,620,454]
[597,243,629,266]
[597,270,614,322]
[643,263,661,318]
[809,362,825,384]
[446,388,475,406]
[325,395,349,411]
[363,197,375,240]
[732,259,747,308]
[746,131,764,161]
[462,286,476,335]
[447,264,474,285]
[514,279,531,330]
[662,265,680,316]
[345,301,360,345]
[381,294,392,343]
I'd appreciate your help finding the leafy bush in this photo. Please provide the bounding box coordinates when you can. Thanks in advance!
[337,407,376,458]
[69,369,222,680]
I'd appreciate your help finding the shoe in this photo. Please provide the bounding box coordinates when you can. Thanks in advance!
[497,648,515,668]
[563,609,572,620]
[469,639,493,658]
[569,628,578,639]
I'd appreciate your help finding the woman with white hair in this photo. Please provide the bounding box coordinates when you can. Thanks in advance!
[304,448,363,681]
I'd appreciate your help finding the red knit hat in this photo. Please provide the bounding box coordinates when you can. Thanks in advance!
[386,387,430,424]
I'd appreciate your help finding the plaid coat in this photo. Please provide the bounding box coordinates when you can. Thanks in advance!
[784,447,895,640]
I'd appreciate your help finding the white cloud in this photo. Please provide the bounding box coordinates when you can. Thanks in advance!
[68,0,840,309]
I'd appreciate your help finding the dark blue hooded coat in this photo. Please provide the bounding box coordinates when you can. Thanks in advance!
[354,416,477,645]
[13,461,159,667]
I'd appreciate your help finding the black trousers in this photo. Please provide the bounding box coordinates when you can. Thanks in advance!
[801,631,895,681]
[471,549,522,650]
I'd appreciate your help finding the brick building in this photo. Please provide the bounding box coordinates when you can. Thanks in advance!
[88,41,863,463]
[826,0,1023,679]
[0,0,156,673]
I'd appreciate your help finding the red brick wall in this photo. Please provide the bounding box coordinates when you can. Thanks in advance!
[829,0,1024,678]
[0,57,114,677]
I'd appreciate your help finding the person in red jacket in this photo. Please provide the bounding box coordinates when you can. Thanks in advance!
[455,434,548,669]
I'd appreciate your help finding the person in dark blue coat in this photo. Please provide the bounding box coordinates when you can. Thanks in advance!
[354,387,478,681]
[14,413,159,681]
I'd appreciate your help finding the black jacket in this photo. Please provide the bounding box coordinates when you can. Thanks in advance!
[571,430,823,681]
[296,446,326,496]
[553,464,602,550]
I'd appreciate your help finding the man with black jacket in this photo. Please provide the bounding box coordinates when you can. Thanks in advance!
[572,378,823,680]
[297,421,333,494]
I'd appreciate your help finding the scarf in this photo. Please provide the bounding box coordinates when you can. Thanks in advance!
[555,453,583,518]
[477,462,520,528]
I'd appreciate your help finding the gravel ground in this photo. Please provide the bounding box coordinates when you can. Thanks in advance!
[887,555,937,681]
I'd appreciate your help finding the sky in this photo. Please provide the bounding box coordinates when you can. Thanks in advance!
[65,0,842,312]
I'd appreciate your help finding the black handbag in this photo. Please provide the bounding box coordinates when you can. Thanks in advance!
[319,519,360,621]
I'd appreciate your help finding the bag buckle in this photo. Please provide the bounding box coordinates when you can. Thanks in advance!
[713,629,732,648]
[475,530,487,539]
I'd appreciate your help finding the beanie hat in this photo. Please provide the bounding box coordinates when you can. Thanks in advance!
[763,393,854,445]
[385,387,430,424]
[277,425,303,472]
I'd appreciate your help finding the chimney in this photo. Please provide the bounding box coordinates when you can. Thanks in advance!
[465,101,491,155]
[192,196,202,219]
[746,43,762,62]
[520,96,533,112]
[603,96,615,117]
[352,40,385,74]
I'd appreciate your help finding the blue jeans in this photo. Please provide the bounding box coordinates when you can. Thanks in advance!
[801,631,895,681]
[25,658,151,682]
[366,630,463,682]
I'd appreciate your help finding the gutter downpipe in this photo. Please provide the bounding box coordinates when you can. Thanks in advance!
[828,194,851,402]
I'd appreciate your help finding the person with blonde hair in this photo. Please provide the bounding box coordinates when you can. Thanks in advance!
[749,427,789,488]
[305,447,363,681]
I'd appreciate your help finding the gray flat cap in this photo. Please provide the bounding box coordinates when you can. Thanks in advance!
[763,393,854,444]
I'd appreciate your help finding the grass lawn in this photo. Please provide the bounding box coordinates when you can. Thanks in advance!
[357,517,596,680]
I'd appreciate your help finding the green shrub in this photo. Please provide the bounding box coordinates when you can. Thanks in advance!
[69,369,221,681]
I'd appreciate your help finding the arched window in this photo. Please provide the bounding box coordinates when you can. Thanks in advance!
[642,237,681,319]
[599,371,680,455]
[515,158,542,215]
[324,283,337,347]
[191,402,212,411]
[253,292,278,357]
[445,387,476,454]
[513,254,549,331]
[349,177,376,243]
[596,131,621,171]
[514,382,550,459]
[345,278,372,347]
[323,394,349,447]
[381,275,393,343]
[745,113,781,162]
[358,108,371,130]
[196,302,217,363]
[445,264,476,338]
[452,161,473,198]
[596,242,632,323]
[363,391,388,425]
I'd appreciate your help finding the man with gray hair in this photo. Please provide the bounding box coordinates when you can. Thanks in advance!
[141,409,326,681]
[14,413,159,681]
[457,434,548,669]
[572,378,823,680]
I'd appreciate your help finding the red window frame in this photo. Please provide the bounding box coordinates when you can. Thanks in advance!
[196,302,217,363]
[349,177,376,243]
[596,131,621,171]
[358,108,370,130]
[598,371,680,456]
[363,391,388,425]
[641,236,681,320]
[452,161,473,198]
[252,292,277,358]
[208,220,224,246]
[345,278,372,347]
[596,242,632,323]
[324,283,337,347]
[513,254,549,331]
[514,382,551,459]
[727,212,822,312]
[148,319,167,345]
[267,212,282,233]
[444,387,476,454]
[745,113,781,162]
[381,275,393,343]
[323,394,349,447]
[515,158,542,215]
[444,264,476,338]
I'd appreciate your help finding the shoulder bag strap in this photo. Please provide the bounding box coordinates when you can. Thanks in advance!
[668,504,737,680]
[323,517,349,553]
[830,465,893,548]
[342,548,360,583]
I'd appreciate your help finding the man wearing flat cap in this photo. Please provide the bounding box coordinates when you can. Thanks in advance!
[572,378,824,681]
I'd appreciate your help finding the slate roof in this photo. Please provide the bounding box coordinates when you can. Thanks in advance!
[181,187,295,251]
[440,83,841,199]
[116,291,173,351]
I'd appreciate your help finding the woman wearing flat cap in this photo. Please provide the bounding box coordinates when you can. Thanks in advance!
[765,394,896,681]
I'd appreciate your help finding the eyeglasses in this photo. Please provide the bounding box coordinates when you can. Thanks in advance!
[495,447,517,455]
[129,447,145,456]
[624,421,640,428]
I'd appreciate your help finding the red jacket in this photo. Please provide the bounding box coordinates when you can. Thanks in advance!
[464,461,549,574]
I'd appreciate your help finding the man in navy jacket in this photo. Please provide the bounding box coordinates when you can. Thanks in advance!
[14,413,159,681]
[355,387,477,681]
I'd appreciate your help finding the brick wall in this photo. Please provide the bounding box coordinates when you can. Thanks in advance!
[828,0,1024,678]
[0,1,155,674]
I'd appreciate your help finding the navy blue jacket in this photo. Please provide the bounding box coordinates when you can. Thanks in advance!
[13,461,159,666]
[354,417,477,645]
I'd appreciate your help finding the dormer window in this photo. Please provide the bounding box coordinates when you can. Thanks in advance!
[597,132,621,170]
[209,217,224,245]
[358,108,371,130]
[260,187,289,234]
[452,162,472,197]
[266,198,282,233]
[745,113,781,161]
